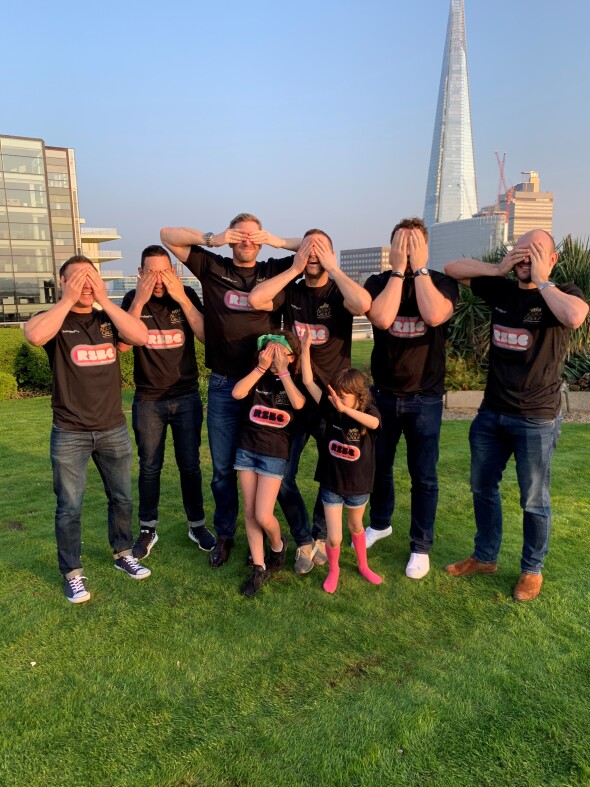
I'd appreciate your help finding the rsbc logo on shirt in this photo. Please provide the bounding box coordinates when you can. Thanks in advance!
[224,290,254,311]
[329,440,360,461]
[492,324,532,351]
[146,329,184,350]
[294,321,329,345]
[388,316,426,339]
[71,343,116,366]
[249,405,291,428]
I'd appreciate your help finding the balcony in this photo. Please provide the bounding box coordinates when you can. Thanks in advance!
[80,227,121,242]
[85,250,123,263]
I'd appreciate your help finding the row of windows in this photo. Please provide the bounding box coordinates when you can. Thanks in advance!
[0,138,43,159]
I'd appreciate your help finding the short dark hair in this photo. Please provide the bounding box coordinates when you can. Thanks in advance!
[390,217,428,244]
[141,245,171,267]
[303,228,333,249]
[59,255,94,278]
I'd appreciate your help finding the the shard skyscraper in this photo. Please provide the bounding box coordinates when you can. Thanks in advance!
[423,0,478,228]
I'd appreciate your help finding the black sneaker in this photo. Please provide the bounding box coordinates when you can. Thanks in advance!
[188,525,216,552]
[240,565,271,597]
[132,528,158,559]
[266,534,288,573]
[64,575,90,604]
[114,555,151,580]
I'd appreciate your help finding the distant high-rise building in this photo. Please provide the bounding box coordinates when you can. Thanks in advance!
[429,213,507,268]
[424,0,478,228]
[501,171,554,243]
[0,134,121,323]
[339,247,390,284]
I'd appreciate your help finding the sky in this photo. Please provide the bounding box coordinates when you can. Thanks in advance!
[3,0,590,273]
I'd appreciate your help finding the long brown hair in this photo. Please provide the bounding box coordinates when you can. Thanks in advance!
[331,368,372,432]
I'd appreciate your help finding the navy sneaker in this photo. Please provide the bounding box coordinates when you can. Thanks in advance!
[114,555,151,580]
[240,565,271,597]
[188,525,216,552]
[132,528,158,559]
[64,575,90,604]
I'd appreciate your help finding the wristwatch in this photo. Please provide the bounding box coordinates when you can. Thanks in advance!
[537,281,556,292]
[413,268,430,277]
[203,232,214,247]
[390,270,405,279]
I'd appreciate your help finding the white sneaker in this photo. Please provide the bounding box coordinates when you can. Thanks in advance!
[405,552,430,579]
[353,525,393,550]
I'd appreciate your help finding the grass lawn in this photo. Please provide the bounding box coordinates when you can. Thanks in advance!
[1,392,589,786]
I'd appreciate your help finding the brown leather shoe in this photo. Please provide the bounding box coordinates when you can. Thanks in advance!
[513,572,543,602]
[209,536,234,568]
[444,555,498,576]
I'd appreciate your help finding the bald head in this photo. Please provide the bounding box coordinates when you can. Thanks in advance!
[516,229,556,255]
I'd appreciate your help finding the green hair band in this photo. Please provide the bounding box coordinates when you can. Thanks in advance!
[257,334,293,353]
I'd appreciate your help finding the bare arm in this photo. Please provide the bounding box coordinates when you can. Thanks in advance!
[160,271,205,342]
[313,237,371,315]
[366,230,407,329]
[87,268,147,346]
[444,247,527,286]
[117,272,156,353]
[248,237,312,311]
[529,241,589,329]
[274,346,305,409]
[24,268,88,345]
[326,385,379,430]
[248,229,302,252]
[232,345,274,400]
[300,329,322,404]
[160,226,246,263]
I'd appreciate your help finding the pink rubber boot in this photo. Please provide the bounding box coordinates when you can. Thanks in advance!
[323,545,341,594]
[351,532,382,584]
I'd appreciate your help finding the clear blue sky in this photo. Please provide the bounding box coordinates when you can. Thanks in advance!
[3,0,589,272]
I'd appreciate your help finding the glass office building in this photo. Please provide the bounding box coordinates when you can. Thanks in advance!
[423,0,478,228]
[0,135,80,323]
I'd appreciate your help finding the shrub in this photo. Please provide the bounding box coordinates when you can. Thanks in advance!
[14,343,52,393]
[0,328,25,375]
[0,371,18,400]
[445,353,487,391]
[118,348,135,389]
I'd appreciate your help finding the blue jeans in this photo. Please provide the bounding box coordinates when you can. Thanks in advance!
[132,392,204,526]
[207,373,242,538]
[470,405,562,574]
[50,423,134,576]
[277,405,325,546]
[369,390,443,554]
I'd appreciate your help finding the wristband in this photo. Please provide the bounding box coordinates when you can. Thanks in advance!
[537,281,556,292]
[278,371,291,378]
[390,270,404,280]
[255,365,266,375]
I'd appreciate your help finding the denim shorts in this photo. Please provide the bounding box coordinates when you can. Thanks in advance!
[320,487,369,509]
[234,447,286,480]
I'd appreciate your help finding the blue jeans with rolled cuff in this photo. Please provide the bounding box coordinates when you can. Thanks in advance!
[469,405,562,574]
[50,423,134,576]
[132,392,204,527]
[369,389,443,554]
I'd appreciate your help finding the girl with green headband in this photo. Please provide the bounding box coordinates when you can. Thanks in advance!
[232,330,306,597]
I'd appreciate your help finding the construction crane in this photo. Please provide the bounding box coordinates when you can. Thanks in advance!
[495,151,515,221]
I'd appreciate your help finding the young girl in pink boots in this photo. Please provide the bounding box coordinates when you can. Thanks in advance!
[301,328,382,593]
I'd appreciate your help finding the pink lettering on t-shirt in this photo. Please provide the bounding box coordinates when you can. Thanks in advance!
[388,316,426,339]
[249,405,291,428]
[294,321,329,344]
[328,440,360,461]
[224,290,254,312]
[492,324,532,351]
[70,343,116,366]
[146,329,184,350]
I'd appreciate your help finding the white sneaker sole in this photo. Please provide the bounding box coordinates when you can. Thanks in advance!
[67,592,90,604]
[114,564,152,580]
[188,530,215,552]
[405,554,430,580]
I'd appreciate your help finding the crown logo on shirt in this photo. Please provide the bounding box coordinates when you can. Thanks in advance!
[170,309,183,324]
[316,303,332,319]
[99,321,114,337]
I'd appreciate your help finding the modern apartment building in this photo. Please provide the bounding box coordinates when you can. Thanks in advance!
[0,134,121,323]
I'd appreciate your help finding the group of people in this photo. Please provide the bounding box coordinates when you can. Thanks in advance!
[25,212,588,603]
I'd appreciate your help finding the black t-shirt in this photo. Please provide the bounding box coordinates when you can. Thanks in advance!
[365,271,458,395]
[237,371,298,460]
[184,247,293,377]
[276,278,353,388]
[471,277,585,417]
[314,394,381,495]
[121,287,203,401]
[43,309,125,431]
